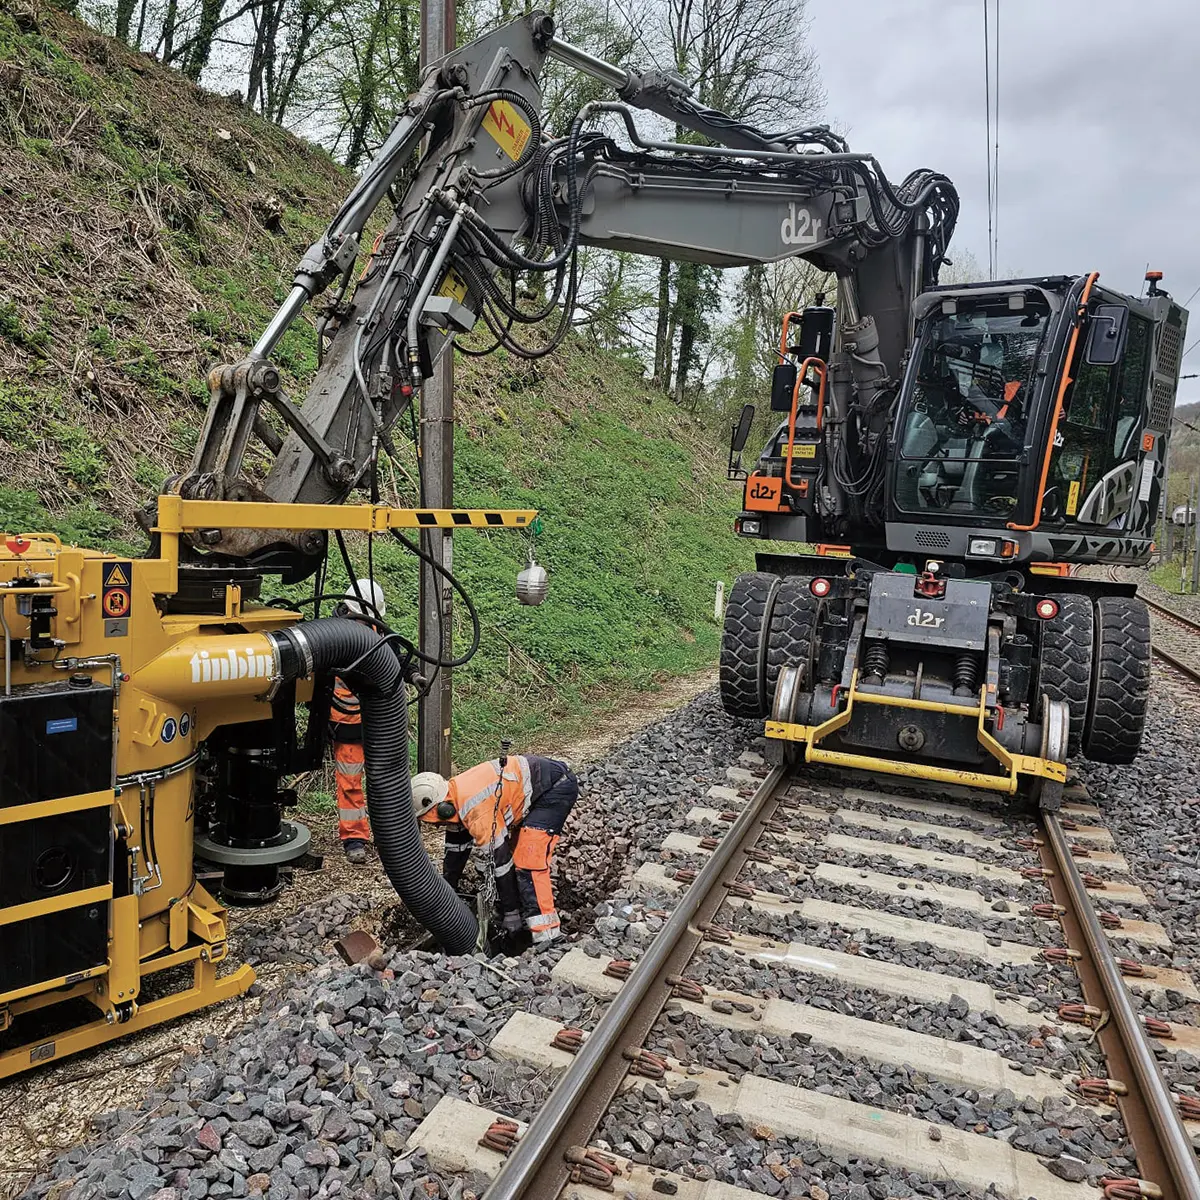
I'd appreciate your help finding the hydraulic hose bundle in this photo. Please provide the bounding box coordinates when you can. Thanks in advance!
[267,617,478,953]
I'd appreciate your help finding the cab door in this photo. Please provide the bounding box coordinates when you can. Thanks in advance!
[1044,304,1154,534]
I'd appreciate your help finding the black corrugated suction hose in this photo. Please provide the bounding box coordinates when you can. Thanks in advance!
[268,618,478,953]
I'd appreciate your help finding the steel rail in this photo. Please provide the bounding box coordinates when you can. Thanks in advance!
[485,762,789,1200]
[1144,595,1200,636]
[1151,642,1200,684]
[1043,813,1200,1200]
[1141,596,1200,681]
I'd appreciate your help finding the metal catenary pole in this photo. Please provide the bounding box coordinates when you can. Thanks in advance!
[417,0,456,775]
[1191,474,1200,595]
[1181,477,1193,594]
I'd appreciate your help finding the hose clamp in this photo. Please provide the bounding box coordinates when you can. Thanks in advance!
[289,626,315,677]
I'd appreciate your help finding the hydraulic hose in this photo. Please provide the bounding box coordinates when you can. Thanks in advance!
[267,617,477,953]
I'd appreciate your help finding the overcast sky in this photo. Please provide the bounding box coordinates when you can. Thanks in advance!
[807,0,1198,407]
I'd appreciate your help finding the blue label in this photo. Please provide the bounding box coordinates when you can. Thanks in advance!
[179,712,191,738]
[161,717,178,744]
[46,717,78,735]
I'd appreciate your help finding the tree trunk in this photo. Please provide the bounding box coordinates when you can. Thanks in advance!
[672,261,700,403]
[344,5,382,170]
[115,0,138,42]
[271,0,318,123]
[246,0,274,111]
[183,0,225,79]
[652,258,671,389]
[161,0,179,62]
[674,321,695,405]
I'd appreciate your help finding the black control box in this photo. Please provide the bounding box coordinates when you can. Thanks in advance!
[0,678,114,994]
[0,679,113,807]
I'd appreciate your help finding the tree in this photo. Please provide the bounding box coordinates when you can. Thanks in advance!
[647,0,824,401]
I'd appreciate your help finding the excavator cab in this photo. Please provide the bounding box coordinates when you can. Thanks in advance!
[722,271,1188,799]
[885,273,1187,564]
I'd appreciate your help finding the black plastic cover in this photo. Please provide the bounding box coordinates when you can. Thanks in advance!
[771,362,798,412]
[797,305,835,362]
[0,681,113,807]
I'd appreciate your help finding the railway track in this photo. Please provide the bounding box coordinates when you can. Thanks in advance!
[1142,595,1200,684]
[1100,567,1200,683]
[401,759,1200,1200]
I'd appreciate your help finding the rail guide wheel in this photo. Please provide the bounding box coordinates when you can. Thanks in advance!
[1032,696,1071,812]
[768,662,809,765]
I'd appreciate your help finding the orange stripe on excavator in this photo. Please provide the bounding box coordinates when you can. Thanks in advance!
[785,356,828,489]
[1007,271,1099,532]
[778,311,804,358]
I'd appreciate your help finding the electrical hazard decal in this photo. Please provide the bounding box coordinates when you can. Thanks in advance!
[482,100,531,162]
[1066,480,1081,517]
[101,561,132,619]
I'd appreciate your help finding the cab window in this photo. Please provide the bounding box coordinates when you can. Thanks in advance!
[1045,308,1150,528]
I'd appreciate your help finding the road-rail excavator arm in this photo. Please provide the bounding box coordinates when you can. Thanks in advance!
[168,10,957,578]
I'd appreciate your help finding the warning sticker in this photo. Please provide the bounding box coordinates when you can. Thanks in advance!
[438,268,468,305]
[1066,479,1080,517]
[482,100,531,162]
[102,561,132,620]
[793,443,818,459]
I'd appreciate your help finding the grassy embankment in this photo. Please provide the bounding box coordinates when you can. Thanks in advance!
[0,2,754,771]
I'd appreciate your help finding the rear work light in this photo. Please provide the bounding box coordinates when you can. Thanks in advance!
[1035,598,1060,620]
[810,577,832,598]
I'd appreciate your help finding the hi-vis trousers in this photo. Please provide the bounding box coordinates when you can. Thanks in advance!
[329,679,371,844]
[514,770,578,942]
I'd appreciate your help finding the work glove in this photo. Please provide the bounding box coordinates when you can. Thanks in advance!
[501,909,523,933]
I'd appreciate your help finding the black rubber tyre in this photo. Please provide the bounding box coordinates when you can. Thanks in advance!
[1033,593,1093,758]
[719,572,780,718]
[1082,595,1151,764]
[765,577,822,709]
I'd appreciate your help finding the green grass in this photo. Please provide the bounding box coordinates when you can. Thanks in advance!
[1150,558,1199,595]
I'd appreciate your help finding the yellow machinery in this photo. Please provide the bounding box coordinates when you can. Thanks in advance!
[0,499,533,1079]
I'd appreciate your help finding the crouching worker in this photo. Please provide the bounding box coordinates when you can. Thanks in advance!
[411,755,579,946]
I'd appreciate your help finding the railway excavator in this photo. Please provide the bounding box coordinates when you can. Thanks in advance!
[0,12,1188,1077]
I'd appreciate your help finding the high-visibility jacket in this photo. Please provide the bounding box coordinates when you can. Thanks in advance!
[440,756,576,941]
[329,678,370,843]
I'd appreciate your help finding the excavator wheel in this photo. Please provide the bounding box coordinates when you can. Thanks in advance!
[1083,595,1151,764]
[765,577,823,711]
[720,572,780,719]
[1033,593,1093,758]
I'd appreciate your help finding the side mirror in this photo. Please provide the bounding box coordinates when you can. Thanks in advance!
[1083,304,1129,366]
[731,403,755,453]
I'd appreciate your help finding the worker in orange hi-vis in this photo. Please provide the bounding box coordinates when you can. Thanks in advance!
[411,752,579,945]
[328,579,387,865]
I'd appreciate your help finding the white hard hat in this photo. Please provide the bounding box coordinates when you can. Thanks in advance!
[411,771,450,820]
[342,578,386,618]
